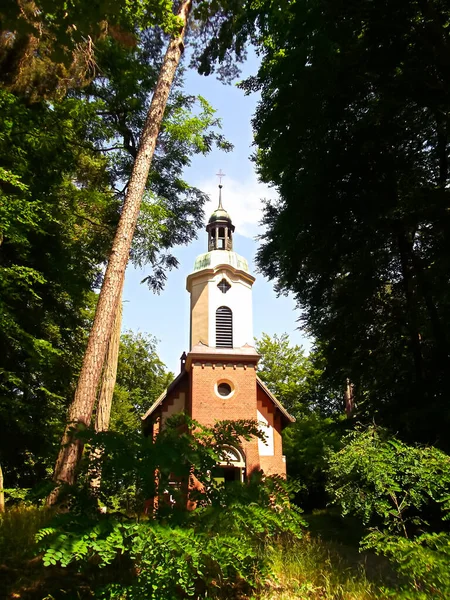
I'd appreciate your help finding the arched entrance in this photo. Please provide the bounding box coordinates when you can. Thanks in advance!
[212,446,246,484]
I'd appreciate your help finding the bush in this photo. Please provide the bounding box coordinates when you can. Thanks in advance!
[327,427,450,597]
[37,517,261,598]
[36,416,306,599]
[282,413,344,509]
[37,476,305,599]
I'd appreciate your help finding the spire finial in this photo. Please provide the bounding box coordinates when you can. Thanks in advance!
[216,169,226,208]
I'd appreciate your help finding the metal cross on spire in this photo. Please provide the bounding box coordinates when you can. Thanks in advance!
[216,169,226,186]
[216,169,226,208]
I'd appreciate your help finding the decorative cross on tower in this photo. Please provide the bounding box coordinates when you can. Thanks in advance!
[216,169,226,187]
[216,169,226,209]
[217,278,231,294]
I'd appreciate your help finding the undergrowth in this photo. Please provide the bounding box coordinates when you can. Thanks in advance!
[257,537,380,600]
[0,506,421,600]
[4,423,448,600]
[0,505,53,564]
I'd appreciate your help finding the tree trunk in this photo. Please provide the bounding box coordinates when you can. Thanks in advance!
[47,0,193,505]
[0,463,5,512]
[344,378,354,418]
[89,301,123,494]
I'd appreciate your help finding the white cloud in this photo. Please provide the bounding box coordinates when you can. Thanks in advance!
[195,172,278,238]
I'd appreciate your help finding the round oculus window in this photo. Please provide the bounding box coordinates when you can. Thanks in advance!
[217,382,232,397]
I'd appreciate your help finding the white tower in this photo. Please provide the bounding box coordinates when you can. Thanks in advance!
[186,184,255,349]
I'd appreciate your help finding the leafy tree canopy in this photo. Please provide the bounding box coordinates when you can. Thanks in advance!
[0,0,182,98]
[255,332,313,417]
[328,426,450,595]
[254,332,345,508]
[0,3,232,488]
[235,0,450,448]
[255,332,342,418]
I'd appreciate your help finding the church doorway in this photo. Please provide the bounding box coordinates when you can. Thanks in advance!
[212,446,246,484]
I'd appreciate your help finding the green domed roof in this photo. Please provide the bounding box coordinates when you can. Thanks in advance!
[193,250,250,273]
[208,206,231,223]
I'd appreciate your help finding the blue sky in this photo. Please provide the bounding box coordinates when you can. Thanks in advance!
[122,55,311,374]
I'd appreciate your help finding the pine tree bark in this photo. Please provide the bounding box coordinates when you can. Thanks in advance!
[89,301,123,494]
[47,0,193,505]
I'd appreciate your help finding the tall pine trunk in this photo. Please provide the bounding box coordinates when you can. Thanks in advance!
[89,301,123,494]
[48,0,193,505]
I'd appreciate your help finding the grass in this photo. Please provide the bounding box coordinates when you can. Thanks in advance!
[255,536,385,600]
[0,505,53,565]
[0,506,55,599]
[254,510,410,600]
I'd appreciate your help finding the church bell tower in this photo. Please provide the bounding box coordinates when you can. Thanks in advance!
[186,183,255,349]
[142,179,293,483]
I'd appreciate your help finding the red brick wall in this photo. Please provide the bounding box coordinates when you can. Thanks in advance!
[152,362,288,480]
[189,361,286,478]
[190,361,260,475]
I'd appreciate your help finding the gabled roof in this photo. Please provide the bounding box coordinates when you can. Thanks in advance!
[141,370,187,422]
[256,376,295,425]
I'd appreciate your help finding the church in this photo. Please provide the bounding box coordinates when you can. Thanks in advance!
[142,183,294,483]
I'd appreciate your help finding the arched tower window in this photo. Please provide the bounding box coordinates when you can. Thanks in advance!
[216,306,233,348]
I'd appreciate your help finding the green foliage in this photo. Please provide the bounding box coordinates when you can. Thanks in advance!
[283,414,344,510]
[79,33,231,292]
[254,334,343,418]
[36,517,266,598]
[0,0,182,98]
[36,416,305,599]
[109,331,173,435]
[255,332,314,416]
[86,414,266,513]
[0,16,231,489]
[363,530,450,599]
[327,427,450,532]
[1,0,181,50]
[189,0,253,82]
[327,427,450,596]
[0,85,115,487]
[2,505,407,600]
[237,0,450,448]
[254,332,345,509]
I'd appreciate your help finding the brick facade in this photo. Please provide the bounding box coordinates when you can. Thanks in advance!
[190,360,263,477]
[143,349,291,480]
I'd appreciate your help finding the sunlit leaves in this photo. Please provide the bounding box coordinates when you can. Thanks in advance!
[328,426,450,595]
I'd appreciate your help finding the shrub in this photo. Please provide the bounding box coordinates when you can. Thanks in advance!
[36,476,305,599]
[282,413,344,509]
[327,427,450,597]
[36,416,306,598]
[37,517,261,598]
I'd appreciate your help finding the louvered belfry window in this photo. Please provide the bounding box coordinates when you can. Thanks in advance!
[216,306,233,348]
